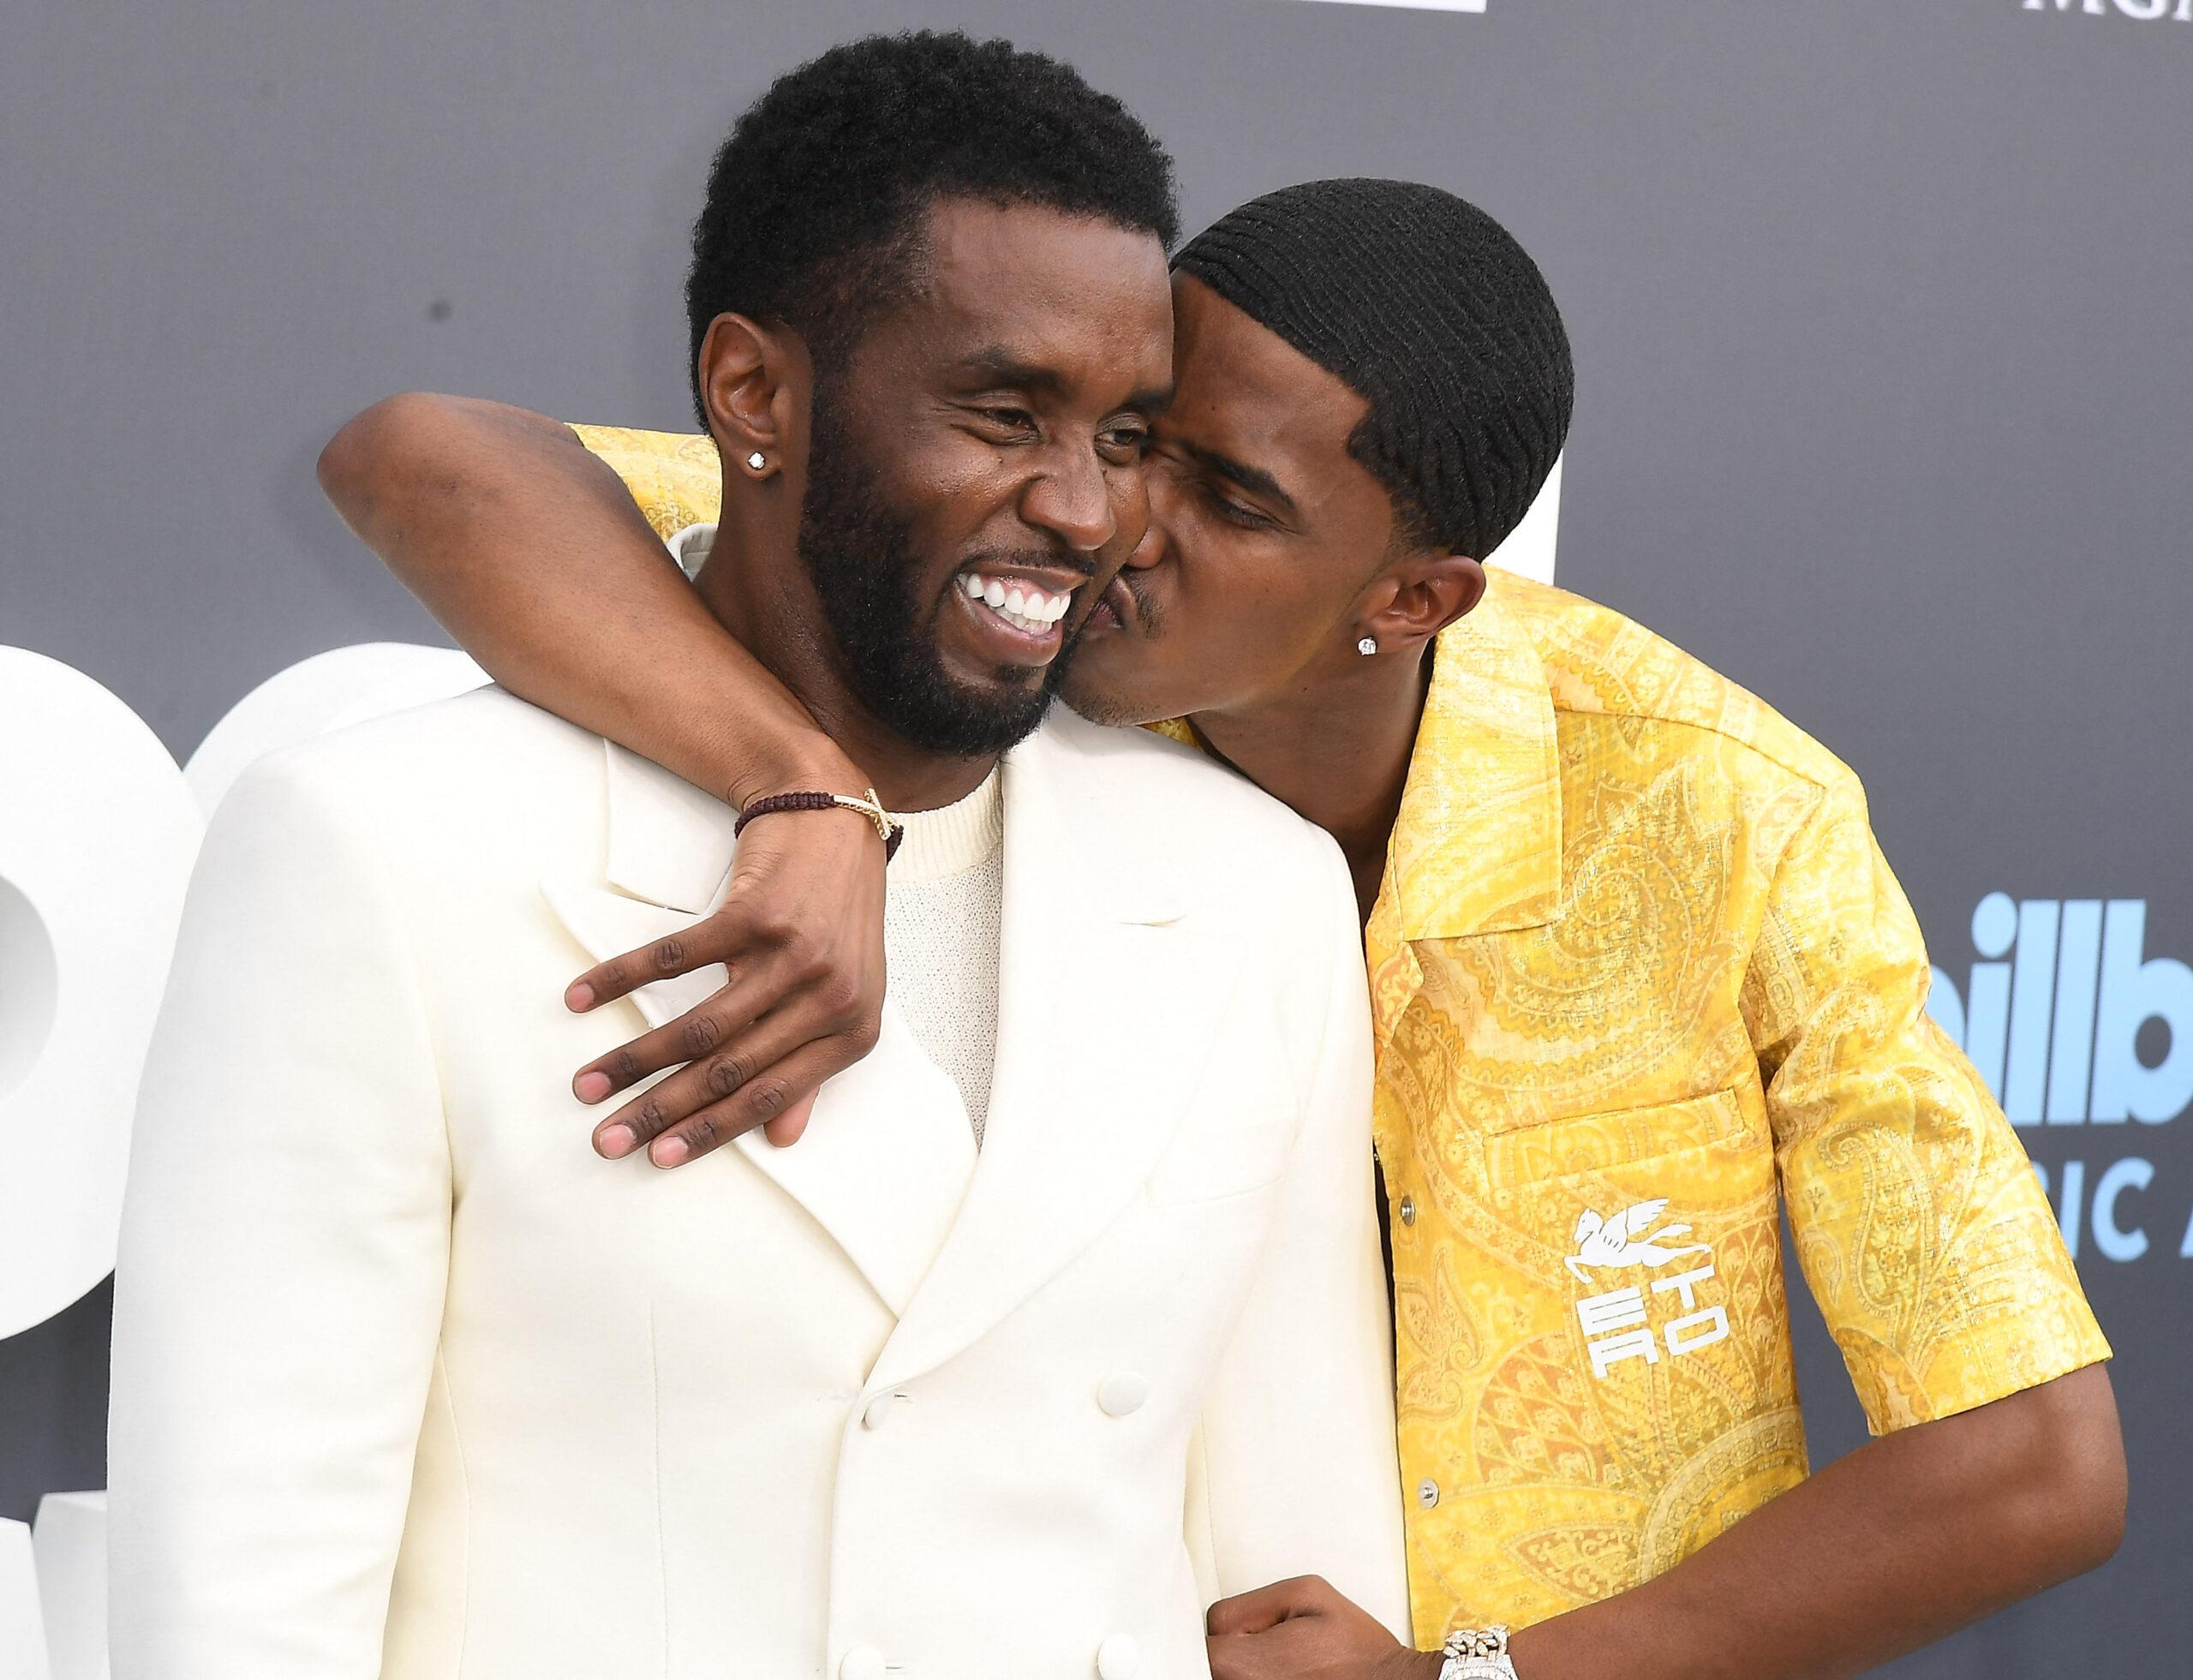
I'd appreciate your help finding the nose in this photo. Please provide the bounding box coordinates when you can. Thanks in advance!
[1019,440,1117,555]
[1117,510,1167,573]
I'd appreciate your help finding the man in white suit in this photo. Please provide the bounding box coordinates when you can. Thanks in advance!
[107,33,1406,1679]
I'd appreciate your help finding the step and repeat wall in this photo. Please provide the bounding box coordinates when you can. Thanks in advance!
[3,1,2186,1672]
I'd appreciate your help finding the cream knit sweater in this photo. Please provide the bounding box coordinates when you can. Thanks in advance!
[881,770,1003,1145]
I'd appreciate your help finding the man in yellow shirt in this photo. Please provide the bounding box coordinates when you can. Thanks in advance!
[322,172,2121,1679]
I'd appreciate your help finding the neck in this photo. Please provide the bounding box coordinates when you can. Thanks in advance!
[696,507,998,814]
[1189,648,1431,919]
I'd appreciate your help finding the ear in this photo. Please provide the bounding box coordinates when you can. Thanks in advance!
[696,312,804,474]
[1358,551,1486,655]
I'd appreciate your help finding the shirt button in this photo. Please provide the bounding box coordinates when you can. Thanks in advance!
[1398,1195,1417,1226]
[1096,1632,1141,1679]
[1417,1478,1441,1510]
[1097,1372,1150,1418]
[840,1647,886,1680]
[861,1394,894,1431]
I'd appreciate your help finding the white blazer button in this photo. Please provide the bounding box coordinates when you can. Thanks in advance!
[862,1394,893,1431]
[1417,1478,1441,1509]
[840,1646,887,1680]
[1398,1194,1417,1226]
[1096,1632,1140,1678]
[1096,1372,1150,1417]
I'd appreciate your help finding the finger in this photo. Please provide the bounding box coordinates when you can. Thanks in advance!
[593,986,862,1158]
[1206,1578,1328,1637]
[571,955,795,1103]
[649,1039,859,1167]
[761,1087,818,1148]
[593,1057,732,1160]
[565,908,755,1012]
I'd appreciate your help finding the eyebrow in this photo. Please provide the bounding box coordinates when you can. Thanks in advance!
[957,349,1064,395]
[1175,438,1298,517]
[955,346,1175,419]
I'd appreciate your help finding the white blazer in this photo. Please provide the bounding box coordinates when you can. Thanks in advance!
[107,690,1406,1679]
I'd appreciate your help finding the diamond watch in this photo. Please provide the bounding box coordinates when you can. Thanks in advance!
[1437,1625,1519,1680]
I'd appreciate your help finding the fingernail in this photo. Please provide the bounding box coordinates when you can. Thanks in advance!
[565,982,595,1012]
[574,1071,612,1103]
[599,1124,636,1159]
[651,1135,690,1168]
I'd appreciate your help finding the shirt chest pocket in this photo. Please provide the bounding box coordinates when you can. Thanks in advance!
[1479,1087,1754,1188]
[1472,1088,1785,1360]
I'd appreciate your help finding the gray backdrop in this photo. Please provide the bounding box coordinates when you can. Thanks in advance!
[3,1,2187,1673]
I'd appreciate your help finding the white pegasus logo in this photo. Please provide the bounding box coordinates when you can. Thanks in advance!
[1566,1199,1712,1283]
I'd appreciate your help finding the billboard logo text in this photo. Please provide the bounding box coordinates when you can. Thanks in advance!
[1927,896,2190,1127]
[2022,0,2192,15]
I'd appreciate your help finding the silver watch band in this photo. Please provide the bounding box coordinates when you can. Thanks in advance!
[1437,1624,1519,1680]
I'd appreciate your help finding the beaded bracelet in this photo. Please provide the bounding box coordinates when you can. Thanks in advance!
[733,787,905,862]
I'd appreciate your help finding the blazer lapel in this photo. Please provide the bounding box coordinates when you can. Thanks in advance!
[871,714,1231,1392]
[541,742,976,1318]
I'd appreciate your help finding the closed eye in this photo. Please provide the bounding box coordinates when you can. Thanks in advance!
[963,404,1041,442]
[1198,481,1277,530]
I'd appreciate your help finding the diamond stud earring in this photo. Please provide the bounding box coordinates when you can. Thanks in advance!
[747,451,767,471]
[1357,636,1377,657]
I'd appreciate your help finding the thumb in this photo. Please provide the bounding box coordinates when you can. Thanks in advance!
[1208,1576,1329,1637]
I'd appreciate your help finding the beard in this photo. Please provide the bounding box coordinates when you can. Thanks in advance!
[797,398,1080,759]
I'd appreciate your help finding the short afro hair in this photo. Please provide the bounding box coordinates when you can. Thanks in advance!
[685,31,1179,424]
[1174,179,1572,563]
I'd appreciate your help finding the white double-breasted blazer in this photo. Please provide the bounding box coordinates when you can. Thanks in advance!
[107,689,1406,1678]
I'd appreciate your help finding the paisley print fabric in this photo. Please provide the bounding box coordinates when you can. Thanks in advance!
[1364,570,2106,1644]
[577,424,2108,1647]
[568,423,726,540]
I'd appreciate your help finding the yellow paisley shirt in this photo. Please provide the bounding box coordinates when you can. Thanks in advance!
[1339,568,2106,1644]
[576,425,2109,1646]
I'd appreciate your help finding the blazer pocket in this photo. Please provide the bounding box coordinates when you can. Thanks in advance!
[1145,1100,1300,1206]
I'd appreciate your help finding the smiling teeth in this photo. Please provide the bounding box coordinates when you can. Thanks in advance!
[962,571,1073,634]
